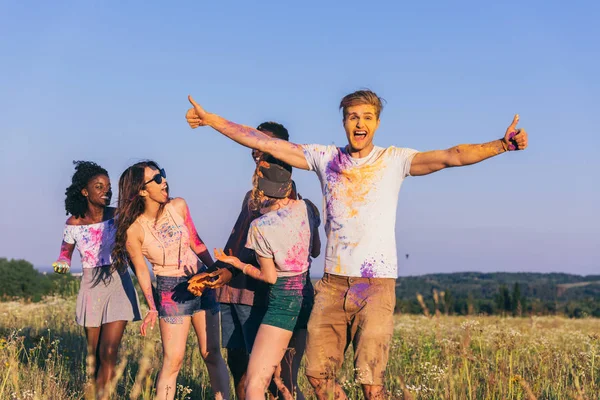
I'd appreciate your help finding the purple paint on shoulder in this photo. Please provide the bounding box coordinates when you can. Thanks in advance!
[326,148,351,176]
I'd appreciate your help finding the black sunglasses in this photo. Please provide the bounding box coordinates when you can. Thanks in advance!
[144,168,166,186]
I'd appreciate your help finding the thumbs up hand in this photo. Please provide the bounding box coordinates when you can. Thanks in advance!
[186,95,211,129]
[502,114,528,151]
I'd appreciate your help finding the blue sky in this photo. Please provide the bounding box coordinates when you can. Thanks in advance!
[1,0,598,276]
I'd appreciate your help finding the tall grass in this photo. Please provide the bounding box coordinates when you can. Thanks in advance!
[2,297,600,399]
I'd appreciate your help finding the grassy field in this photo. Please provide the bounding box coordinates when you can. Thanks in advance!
[1,297,600,399]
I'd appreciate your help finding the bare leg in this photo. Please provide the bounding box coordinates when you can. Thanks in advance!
[96,320,127,399]
[307,377,348,400]
[156,317,191,400]
[191,310,230,400]
[84,326,101,377]
[362,385,388,400]
[245,324,293,400]
[278,329,307,400]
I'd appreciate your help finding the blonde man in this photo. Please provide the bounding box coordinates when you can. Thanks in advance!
[186,89,528,399]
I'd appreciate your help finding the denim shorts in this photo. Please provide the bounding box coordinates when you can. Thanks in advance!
[155,275,220,324]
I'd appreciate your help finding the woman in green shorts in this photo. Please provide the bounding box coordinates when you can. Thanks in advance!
[214,160,320,400]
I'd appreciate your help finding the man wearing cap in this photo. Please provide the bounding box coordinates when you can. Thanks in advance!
[185,90,528,399]
[195,122,295,399]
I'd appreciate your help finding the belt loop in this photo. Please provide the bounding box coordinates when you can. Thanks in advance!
[324,273,329,283]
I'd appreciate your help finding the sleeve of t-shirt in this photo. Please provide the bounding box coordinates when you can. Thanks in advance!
[62,225,75,244]
[301,144,331,172]
[391,147,420,178]
[245,222,273,259]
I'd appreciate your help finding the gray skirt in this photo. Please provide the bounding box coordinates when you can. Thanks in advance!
[76,266,142,327]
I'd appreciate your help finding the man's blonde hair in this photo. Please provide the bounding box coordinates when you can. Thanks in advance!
[339,89,385,120]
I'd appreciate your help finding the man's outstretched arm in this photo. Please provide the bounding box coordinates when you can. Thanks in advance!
[410,114,528,176]
[186,95,309,170]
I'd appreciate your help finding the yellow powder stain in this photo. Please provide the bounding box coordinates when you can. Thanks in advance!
[334,255,342,274]
[329,149,388,219]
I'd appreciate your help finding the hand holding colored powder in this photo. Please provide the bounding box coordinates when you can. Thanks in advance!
[187,273,210,296]
[52,261,70,274]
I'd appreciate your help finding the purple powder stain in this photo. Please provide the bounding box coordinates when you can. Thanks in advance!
[360,260,375,278]
[348,282,371,308]
[508,131,519,150]
[255,214,277,227]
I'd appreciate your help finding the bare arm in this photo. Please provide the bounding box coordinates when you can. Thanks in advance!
[410,115,528,176]
[56,241,74,263]
[172,197,214,267]
[186,95,309,170]
[214,249,278,284]
[125,224,158,335]
[125,225,156,311]
[53,241,75,273]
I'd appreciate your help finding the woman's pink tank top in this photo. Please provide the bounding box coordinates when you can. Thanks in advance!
[137,203,200,277]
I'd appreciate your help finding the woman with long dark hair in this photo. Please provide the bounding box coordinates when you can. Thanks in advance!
[213,160,320,400]
[112,160,229,400]
[52,161,141,399]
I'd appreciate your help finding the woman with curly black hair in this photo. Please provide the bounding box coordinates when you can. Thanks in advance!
[53,161,141,399]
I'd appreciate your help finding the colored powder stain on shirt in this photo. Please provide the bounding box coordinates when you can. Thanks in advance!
[246,200,319,277]
[140,205,199,273]
[302,144,418,278]
[360,260,376,278]
[63,219,116,268]
[88,227,103,245]
[284,241,309,272]
[333,255,343,274]
[255,214,278,228]
[276,207,293,219]
[325,151,387,219]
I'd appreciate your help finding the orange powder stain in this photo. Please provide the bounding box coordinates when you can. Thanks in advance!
[329,150,388,219]
[334,255,342,274]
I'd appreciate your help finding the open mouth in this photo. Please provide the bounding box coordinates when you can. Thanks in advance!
[353,130,367,141]
[101,195,110,200]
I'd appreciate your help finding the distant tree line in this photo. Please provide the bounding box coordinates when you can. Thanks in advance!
[0,258,79,302]
[3,258,600,318]
[394,272,600,318]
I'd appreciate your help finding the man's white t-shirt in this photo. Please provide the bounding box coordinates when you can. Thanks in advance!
[302,144,418,278]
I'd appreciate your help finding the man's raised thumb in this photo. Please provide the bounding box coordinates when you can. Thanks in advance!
[188,95,201,110]
[508,114,520,131]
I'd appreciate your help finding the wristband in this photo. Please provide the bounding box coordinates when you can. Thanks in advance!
[242,264,250,275]
[148,309,158,314]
